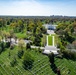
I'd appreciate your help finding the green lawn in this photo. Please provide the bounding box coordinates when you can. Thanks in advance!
[15,32,26,39]
[48,35,53,45]
[48,34,58,46]
[0,46,76,75]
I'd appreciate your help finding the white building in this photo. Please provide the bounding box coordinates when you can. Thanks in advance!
[43,24,57,30]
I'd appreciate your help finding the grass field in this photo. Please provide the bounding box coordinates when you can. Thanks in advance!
[0,46,76,75]
[48,35,53,46]
[48,34,58,46]
[15,32,26,39]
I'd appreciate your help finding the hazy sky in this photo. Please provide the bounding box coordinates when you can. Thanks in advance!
[0,0,76,16]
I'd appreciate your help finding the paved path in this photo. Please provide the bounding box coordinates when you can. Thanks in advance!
[53,36,54,46]
[31,46,44,49]
[2,30,59,55]
[2,38,45,50]
[47,36,48,46]
[43,30,59,55]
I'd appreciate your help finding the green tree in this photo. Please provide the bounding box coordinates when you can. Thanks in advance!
[0,41,5,54]
[18,39,25,50]
[33,34,41,46]
[26,43,31,50]
[23,51,34,70]
[17,50,24,58]
[17,39,25,59]
[48,52,54,64]
[10,57,17,67]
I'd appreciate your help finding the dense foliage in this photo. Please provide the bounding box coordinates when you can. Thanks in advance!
[55,20,76,60]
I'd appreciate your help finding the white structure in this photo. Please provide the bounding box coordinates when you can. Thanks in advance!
[43,46,59,55]
[43,24,57,30]
[43,24,59,55]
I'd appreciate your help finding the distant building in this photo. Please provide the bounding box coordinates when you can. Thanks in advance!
[43,24,57,30]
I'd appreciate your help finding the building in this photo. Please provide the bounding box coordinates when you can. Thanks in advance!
[43,24,57,30]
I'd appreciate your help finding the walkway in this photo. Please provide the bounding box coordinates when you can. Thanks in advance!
[2,38,45,50]
[1,30,59,55]
[43,30,59,55]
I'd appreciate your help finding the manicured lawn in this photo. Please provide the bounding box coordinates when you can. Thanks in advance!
[51,34,58,46]
[0,46,76,75]
[15,32,26,39]
[55,58,76,75]
[48,35,53,45]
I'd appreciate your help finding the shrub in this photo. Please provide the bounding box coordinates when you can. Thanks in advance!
[57,68,61,75]
[38,48,42,53]
[62,50,76,60]
[8,51,11,58]
[0,47,2,54]
[26,43,31,50]
[17,50,24,58]
[10,44,14,50]
[56,54,63,59]
[0,41,5,54]
[10,57,17,67]
[0,41,5,51]
[5,42,10,48]
[33,35,41,46]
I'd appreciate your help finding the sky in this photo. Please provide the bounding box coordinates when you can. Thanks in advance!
[0,0,76,16]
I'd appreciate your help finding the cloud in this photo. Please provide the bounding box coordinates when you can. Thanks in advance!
[0,0,76,16]
[0,0,52,16]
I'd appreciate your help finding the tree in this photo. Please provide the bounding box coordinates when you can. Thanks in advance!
[10,22,18,32]
[2,30,7,40]
[23,51,34,70]
[17,39,25,58]
[57,68,61,75]
[28,20,35,32]
[8,51,11,58]
[48,52,54,64]
[0,41,5,54]
[42,34,46,46]
[10,57,17,67]
[0,36,2,42]
[18,39,25,50]
[0,47,2,54]
[0,19,6,28]
[26,43,31,50]
[18,20,24,32]
[17,50,24,58]
[33,34,41,46]
[0,41,5,51]
[72,40,76,49]
[5,42,10,48]
[36,27,41,35]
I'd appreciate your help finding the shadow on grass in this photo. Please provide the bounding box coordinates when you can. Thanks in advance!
[50,63,57,73]
[50,63,61,75]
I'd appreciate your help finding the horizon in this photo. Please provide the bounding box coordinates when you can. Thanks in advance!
[0,15,76,17]
[0,0,76,16]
